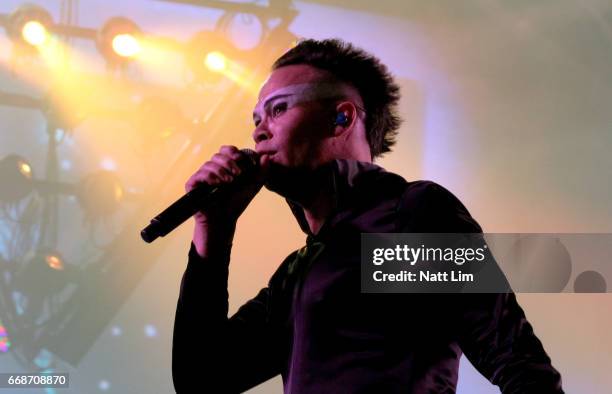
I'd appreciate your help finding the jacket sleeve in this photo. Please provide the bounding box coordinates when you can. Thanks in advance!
[456,293,564,393]
[172,242,286,393]
[399,181,564,393]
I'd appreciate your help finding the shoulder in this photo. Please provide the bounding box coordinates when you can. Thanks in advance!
[397,180,483,233]
[400,180,461,209]
[267,249,300,290]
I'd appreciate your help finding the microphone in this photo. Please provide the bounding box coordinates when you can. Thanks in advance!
[140,149,259,243]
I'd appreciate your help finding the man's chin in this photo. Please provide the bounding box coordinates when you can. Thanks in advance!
[262,162,304,198]
[263,171,289,196]
[262,161,332,201]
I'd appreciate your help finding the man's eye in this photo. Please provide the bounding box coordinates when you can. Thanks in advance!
[272,103,287,117]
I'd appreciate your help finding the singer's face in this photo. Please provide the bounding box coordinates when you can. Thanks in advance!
[252,65,337,172]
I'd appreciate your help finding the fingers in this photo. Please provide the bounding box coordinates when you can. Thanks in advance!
[185,169,222,192]
[185,145,246,192]
[259,153,271,168]
[211,152,242,176]
[205,161,236,182]
[219,145,240,157]
[259,153,271,174]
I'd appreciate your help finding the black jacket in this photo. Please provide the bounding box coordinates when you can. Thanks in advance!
[173,159,564,393]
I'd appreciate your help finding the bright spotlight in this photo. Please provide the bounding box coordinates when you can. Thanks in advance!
[98,17,142,66]
[112,33,141,58]
[21,20,49,46]
[204,51,227,73]
[186,30,240,83]
[7,4,53,50]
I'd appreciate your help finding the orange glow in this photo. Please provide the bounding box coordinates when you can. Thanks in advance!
[209,56,261,96]
[204,51,227,72]
[45,254,64,271]
[114,183,124,202]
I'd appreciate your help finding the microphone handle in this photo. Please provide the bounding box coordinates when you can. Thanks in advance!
[140,148,258,243]
[140,185,215,243]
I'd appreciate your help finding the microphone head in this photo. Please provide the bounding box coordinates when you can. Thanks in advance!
[239,148,260,170]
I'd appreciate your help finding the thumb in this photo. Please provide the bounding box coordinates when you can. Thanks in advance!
[258,154,272,179]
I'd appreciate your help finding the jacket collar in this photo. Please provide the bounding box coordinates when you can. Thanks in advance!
[285,159,386,238]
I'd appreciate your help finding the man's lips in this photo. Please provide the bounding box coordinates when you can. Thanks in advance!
[257,151,276,158]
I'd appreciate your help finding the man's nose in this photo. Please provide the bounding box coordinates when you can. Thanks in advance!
[252,127,271,144]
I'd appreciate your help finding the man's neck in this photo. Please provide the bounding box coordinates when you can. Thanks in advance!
[301,188,334,235]
[274,163,336,236]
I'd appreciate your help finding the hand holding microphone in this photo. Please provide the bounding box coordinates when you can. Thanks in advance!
[140,146,271,257]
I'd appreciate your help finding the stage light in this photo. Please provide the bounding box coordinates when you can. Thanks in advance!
[112,33,141,58]
[18,160,32,178]
[21,20,49,46]
[0,155,34,203]
[6,4,53,50]
[186,30,240,83]
[45,253,64,271]
[204,51,227,72]
[97,17,142,66]
[14,250,71,299]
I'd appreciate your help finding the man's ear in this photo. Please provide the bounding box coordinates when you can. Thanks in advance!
[332,101,358,136]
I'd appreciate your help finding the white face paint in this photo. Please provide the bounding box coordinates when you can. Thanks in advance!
[252,82,362,127]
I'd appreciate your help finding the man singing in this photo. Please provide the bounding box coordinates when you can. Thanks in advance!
[172,39,564,393]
